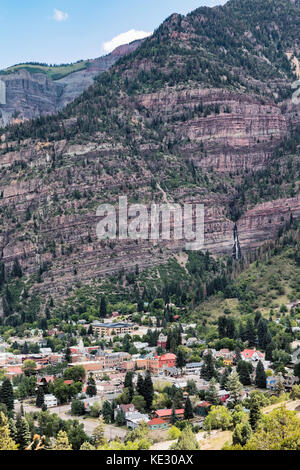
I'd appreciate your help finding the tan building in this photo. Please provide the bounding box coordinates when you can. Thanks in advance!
[92,321,134,337]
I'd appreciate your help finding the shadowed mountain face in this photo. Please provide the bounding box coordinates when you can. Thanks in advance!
[0,40,144,127]
[0,0,300,308]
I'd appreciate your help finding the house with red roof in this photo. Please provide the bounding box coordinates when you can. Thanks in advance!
[153,408,184,422]
[241,348,265,362]
[147,417,169,430]
[195,401,211,417]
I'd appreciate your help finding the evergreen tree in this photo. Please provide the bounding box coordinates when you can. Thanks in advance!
[16,416,31,450]
[115,409,126,426]
[249,397,261,431]
[143,371,154,411]
[205,378,220,405]
[0,412,18,450]
[246,319,256,347]
[102,401,113,424]
[257,319,269,350]
[265,341,275,361]
[99,296,107,318]
[201,351,216,381]
[86,373,97,397]
[226,371,243,405]
[184,396,194,420]
[0,262,5,288]
[176,348,187,372]
[36,386,45,408]
[136,374,144,397]
[237,361,252,386]
[53,430,72,450]
[232,421,252,446]
[0,378,14,412]
[255,360,266,388]
[8,418,17,443]
[64,347,72,364]
[275,372,285,397]
[234,347,242,364]
[92,418,106,448]
[124,371,134,402]
[11,258,22,278]
[221,368,230,390]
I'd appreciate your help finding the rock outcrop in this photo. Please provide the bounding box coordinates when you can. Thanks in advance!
[0,40,143,126]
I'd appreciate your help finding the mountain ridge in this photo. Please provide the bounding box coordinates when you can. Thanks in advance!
[0,0,299,318]
[0,39,144,127]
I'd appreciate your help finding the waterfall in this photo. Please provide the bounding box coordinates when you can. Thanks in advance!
[233,223,241,260]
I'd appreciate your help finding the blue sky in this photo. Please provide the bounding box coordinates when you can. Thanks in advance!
[0,0,224,69]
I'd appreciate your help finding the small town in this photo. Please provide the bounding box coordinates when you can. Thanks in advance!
[1,0,300,457]
[1,300,300,450]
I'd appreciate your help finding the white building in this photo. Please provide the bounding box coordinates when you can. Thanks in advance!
[44,394,58,408]
[125,412,149,429]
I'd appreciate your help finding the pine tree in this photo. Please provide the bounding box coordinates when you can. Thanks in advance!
[226,371,243,405]
[255,360,266,388]
[92,418,106,448]
[275,372,285,397]
[249,397,261,431]
[237,361,252,386]
[124,372,134,402]
[64,347,72,364]
[100,296,107,318]
[0,378,14,411]
[221,368,230,390]
[136,374,144,397]
[8,418,17,442]
[16,416,31,450]
[201,351,216,381]
[0,412,18,450]
[265,341,275,361]
[143,372,154,411]
[53,430,72,450]
[184,396,194,420]
[257,318,269,350]
[86,373,97,397]
[206,378,220,405]
[115,409,126,426]
[246,319,256,347]
[234,347,242,364]
[36,386,45,408]
[176,348,187,372]
[102,401,113,424]
[11,258,22,278]
[232,421,252,446]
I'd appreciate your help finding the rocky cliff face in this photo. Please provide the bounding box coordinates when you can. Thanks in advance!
[0,0,299,303]
[0,40,143,127]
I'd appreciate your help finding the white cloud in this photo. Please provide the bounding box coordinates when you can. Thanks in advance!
[102,29,152,54]
[53,8,69,22]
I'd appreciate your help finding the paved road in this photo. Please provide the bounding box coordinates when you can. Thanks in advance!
[18,401,126,441]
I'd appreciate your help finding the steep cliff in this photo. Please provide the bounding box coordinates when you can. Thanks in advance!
[0,0,299,309]
[0,40,143,127]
